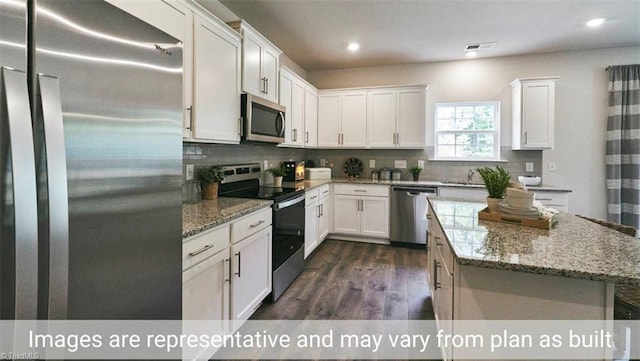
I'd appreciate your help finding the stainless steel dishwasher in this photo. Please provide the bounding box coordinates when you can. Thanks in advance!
[390,185,438,245]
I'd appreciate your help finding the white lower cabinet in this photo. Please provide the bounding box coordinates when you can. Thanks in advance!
[230,225,271,322]
[182,208,272,360]
[332,184,389,239]
[304,185,331,258]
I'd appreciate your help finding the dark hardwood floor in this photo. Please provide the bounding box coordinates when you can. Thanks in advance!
[252,239,435,321]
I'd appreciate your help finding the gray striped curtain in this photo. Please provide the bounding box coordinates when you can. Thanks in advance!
[606,64,640,228]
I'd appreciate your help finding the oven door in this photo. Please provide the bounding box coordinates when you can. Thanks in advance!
[272,194,305,270]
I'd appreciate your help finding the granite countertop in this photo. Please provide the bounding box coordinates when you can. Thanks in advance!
[183,198,272,239]
[428,197,640,285]
[329,177,572,192]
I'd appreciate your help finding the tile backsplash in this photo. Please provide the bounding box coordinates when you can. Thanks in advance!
[184,143,542,185]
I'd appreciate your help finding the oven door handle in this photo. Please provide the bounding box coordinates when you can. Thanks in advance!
[274,195,305,211]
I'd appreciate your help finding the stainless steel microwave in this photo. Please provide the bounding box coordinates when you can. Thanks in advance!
[241,93,286,143]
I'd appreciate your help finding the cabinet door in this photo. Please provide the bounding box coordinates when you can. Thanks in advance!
[318,197,330,242]
[290,81,305,146]
[368,90,396,148]
[182,249,229,321]
[304,201,319,259]
[333,195,360,235]
[360,196,390,238]
[230,227,271,322]
[242,33,262,97]
[341,92,367,147]
[279,72,294,146]
[317,93,341,147]
[262,46,279,102]
[192,15,241,143]
[304,87,318,147]
[521,81,554,149]
[182,249,229,361]
[397,88,426,148]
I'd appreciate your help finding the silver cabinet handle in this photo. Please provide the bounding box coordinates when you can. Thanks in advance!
[354,189,367,193]
[434,259,441,290]
[337,133,341,145]
[186,105,193,130]
[523,131,528,145]
[225,258,231,283]
[188,244,213,257]
[293,128,297,142]
[261,77,267,93]
[250,220,265,228]
[320,204,324,217]
[316,205,321,218]
[393,132,397,145]
[36,74,70,319]
[310,195,317,200]
[235,252,241,277]
[265,77,269,95]
[305,131,309,143]
[396,132,400,145]
[2,67,39,319]
[436,236,442,247]
[426,214,432,220]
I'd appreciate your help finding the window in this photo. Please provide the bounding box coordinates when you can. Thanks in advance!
[434,101,500,160]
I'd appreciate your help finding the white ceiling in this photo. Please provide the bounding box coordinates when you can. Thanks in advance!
[207,0,640,71]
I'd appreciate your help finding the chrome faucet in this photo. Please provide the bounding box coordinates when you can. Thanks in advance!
[467,168,475,183]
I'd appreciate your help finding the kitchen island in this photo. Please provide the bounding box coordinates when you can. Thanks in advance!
[427,197,639,319]
[427,197,639,360]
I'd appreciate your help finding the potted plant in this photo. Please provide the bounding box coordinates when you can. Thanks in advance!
[409,166,423,181]
[267,166,287,187]
[476,165,511,213]
[198,165,225,200]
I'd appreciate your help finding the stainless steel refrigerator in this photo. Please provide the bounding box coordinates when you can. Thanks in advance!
[0,0,183,320]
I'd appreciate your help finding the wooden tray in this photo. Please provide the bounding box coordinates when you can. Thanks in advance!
[478,208,556,229]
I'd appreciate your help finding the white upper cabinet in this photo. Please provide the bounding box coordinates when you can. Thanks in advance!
[368,87,426,148]
[317,90,367,148]
[511,77,559,150]
[278,67,316,148]
[304,87,318,147]
[229,21,282,103]
[191,15,241,143]
[318,86,426,149]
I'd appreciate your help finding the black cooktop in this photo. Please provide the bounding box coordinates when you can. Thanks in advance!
[219,178,304,203]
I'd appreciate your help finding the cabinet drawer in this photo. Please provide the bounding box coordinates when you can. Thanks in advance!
[305,188,320,204]
[183,224,230,271]
[333,184,388,197]
[318,184,331,200]
[534,191,569,210]
[231,208,272,244]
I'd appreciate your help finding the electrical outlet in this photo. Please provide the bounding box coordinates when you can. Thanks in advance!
[548,162,557,172]
[395,160,407,169]
[263,160,269,170]
[418,160,425,168]
[185,164,194,180]
[369,160,375,168]
[525,162,534,172]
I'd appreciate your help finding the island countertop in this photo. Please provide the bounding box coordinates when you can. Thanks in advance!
[182,198,272,239]
[428,197,640,286]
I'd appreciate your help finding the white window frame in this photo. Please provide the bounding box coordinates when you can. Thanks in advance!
[433,101,501,161]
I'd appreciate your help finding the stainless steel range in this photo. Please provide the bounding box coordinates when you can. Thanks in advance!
[218,164,305,301]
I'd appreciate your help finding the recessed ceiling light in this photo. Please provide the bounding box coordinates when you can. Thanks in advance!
[466,51,478,58]
[347,43,360,52]
[587,18,605,27]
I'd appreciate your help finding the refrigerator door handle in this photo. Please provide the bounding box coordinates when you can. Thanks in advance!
[1,67,39,319]
[36,74,69,319]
